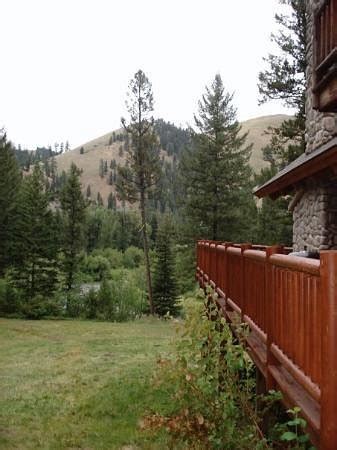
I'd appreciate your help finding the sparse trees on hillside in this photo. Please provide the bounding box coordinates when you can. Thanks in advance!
[181,74,253,241]
[107,192,117,211]
[99,159,104,178]
[117,70,161,314]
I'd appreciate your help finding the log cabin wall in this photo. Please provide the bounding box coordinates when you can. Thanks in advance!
[306,0,337,154]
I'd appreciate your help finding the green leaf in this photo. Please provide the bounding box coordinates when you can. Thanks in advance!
[280,431,297,441]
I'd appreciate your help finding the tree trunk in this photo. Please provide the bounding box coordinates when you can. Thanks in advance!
[140,188,154,315]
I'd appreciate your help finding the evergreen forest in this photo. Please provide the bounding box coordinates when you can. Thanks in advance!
[0,65,298,319]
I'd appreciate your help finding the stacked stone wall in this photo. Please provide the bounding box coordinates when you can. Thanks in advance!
[293,179,337,251]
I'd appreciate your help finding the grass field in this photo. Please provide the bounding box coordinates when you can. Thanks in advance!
[0,318,176,449]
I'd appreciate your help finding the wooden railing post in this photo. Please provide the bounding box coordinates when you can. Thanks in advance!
[241,243,252,322]
[266,245,283,390]
[320,251,337,450]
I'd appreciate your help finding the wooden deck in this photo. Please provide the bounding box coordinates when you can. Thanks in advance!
[196,240,337,450]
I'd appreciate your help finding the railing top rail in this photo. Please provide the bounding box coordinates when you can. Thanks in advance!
[227,246,241,256]
[270,254,320,276]
[244,249,267,262]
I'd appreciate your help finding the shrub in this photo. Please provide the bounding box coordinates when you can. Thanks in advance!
[149,291,263,449]
[81,254,111,281]
[66,292,84,318]
[21,295,62,319]
[123,246,144,268]
[83,288,99,319]
[0,278,22,316]
[97,273,146,322]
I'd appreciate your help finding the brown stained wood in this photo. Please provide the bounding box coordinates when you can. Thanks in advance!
[269,365,320,446]
[246,331,267,378]
[320,251,337,450]
[270,254,320,275]
[317,76,337,111]
[243,314,267,343]
[270,344,321,403]
[226,297,241,315]
[196,240,337,449]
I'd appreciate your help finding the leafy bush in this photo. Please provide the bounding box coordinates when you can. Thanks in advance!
[96,248,124,269]
[66,292,84,318]
[79,272,146,322]
[123,246,144,268]
[81,254,111,281]
[149,291,263,449]
[83,288,99,319]
[97,274,146,322]
[175,245,197,295]
[0,278,22,316]
[21,295,62,319]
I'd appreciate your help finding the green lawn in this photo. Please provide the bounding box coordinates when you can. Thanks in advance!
[0,318,175,449]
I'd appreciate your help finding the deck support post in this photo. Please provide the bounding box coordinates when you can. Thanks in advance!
[320,251,337,450]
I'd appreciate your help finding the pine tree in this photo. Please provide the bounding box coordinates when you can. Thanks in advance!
[181,74,252,241]
[60,163,86,293]
[107,192,117,211]
[117,70,161,314]
[153,216,179,316]
[258,0,306,168]
[255,1,306,244]
[99,159,104,178]
[86,184,91,198]
[0,132,22,275]
[12,165,59,299]
[97,192,103,206]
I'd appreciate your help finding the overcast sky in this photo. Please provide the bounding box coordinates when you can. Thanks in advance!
[1,0,293,150]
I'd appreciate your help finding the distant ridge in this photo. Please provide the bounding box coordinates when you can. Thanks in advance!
[55,114,292,204]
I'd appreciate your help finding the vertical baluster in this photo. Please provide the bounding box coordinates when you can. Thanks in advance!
[324,3,330,58]
[266,246,283,390]
[241,244,252,323]
[333,0,337,48]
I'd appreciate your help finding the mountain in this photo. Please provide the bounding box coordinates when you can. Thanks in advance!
[240,114,292,172]
[55,114,292,205]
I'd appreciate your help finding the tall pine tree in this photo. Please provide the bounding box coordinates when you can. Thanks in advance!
[255,0,306,245]
[153,216,179,316]
[117,70,161,314]
[0,132,21,276]
[11,164,59,299]
[60,163,86,294]
[181,74,253,241]
[258,0,306,168]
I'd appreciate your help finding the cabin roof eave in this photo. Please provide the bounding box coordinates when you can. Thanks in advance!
[253,137,337,199]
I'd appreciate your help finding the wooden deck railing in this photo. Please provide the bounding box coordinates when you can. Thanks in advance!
[196,240,337,450]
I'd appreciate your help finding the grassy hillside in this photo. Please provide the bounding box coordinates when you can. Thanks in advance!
[0,318,175,449]
[240,114,291,172]
[55,114,291,204]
